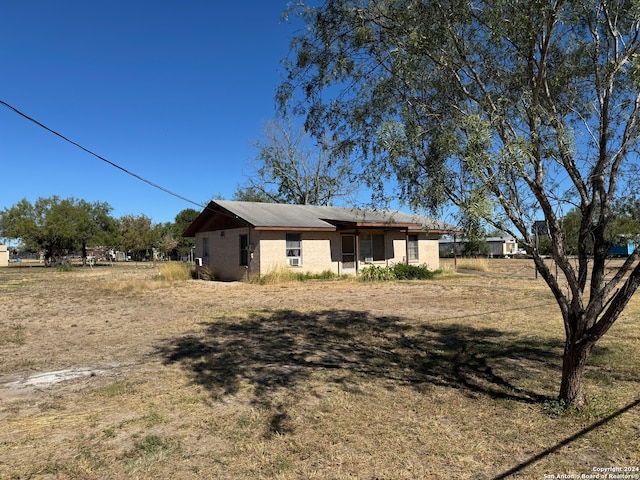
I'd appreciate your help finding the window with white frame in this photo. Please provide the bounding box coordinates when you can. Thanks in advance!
[286,233,302,266]
[408,234,419,261]
[360,233,385,261]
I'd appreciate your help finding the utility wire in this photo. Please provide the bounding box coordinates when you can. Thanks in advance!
[0,99,206,210]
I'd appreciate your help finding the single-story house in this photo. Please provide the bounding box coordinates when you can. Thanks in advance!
[183,200,457,281]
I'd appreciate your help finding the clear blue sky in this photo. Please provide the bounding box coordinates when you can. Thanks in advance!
[1,1,301,224]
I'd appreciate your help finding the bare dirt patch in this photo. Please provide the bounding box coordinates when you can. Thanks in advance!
[0,261,638,479]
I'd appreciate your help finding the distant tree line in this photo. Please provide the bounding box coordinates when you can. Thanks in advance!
[0,196,199,265]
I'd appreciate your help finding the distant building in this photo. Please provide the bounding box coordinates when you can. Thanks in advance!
[609,242,635,257]
[0,245,8,267]
[439,236,519,258]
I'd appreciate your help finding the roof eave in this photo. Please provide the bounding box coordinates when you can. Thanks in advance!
[253,226,337,232]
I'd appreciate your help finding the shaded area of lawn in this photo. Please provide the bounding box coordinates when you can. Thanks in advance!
[155,309,561,408]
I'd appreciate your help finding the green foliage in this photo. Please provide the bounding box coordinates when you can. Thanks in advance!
[537,236,553,256]
[462,238,491,257]
[0,196,115,263]
[172,208,199,258]
[359,263,440,281]
[391,263,438,280]
[358,265,397,282]
[281,0,640,405]
[118,214,155,261]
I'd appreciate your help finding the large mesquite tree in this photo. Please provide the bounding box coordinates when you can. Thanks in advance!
[279,0,640,405]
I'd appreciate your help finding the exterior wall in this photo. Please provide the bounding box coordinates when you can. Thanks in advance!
[487,238,518,256]
[0,245,8,267]
[387,232,440,270]
[258,230,440,275]
[195,226,254,281]
[420,234,441,270]
[195,228,441,281]
[257,230,338,275]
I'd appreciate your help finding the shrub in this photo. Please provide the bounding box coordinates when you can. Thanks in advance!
[392,263,438,280]
[359,265,396,281]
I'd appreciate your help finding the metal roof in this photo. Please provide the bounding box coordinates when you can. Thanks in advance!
[212,200,456,232]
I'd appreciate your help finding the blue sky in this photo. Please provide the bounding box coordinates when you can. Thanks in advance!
[1,1,302,224]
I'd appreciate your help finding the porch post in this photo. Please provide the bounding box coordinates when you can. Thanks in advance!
[355,230,360,274]
[405,229,410,265]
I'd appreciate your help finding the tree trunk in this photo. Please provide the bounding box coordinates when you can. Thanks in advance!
[559,339,594,406]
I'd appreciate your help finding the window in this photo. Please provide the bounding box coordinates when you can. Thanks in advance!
[408,234,419,261]
[360,234,385,261]
[239,234,249,266]
[202,237,209,262]
[286,233,301,266]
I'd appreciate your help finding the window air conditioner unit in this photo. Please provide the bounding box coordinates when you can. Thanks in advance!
[365,257,374,263]
[288,257,300,266]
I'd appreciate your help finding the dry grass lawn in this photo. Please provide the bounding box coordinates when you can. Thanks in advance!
[0,259,638,479]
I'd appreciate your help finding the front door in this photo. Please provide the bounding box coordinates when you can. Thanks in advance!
[341,235,356,274]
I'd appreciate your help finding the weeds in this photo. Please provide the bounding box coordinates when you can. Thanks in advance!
[94,380,137,398]
[155,262,192,281]
[0,324,27,346]
[126,434,175,470]
[456,258,490,271]
[251,266,346,285]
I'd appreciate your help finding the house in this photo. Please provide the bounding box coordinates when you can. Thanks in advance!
[439,236,519,258]
[183,200,457,281]
[486,237,519,257]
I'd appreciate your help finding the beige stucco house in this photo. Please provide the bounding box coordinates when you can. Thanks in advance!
[183,201,456,281]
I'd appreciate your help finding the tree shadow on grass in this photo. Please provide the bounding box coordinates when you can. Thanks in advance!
[155,309,561,408]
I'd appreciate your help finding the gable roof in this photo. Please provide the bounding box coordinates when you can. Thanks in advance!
[183,200,457,237]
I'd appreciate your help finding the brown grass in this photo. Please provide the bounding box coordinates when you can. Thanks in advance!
[0,260,638,479]
[454,257,490,271]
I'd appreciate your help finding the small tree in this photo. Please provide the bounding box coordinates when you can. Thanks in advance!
[118,214,155,262]
[280,0,640,406]
[154,222,179,260]
[173,208,199,259]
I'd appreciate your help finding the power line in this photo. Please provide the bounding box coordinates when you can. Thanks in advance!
[0,99,206,210]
